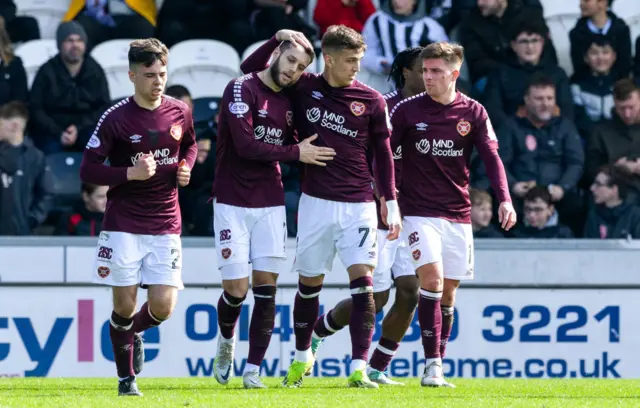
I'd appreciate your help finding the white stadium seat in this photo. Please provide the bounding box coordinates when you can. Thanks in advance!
[14,39,58,88]
[167,40,240,98]
[15,0,69,39]
[546,14,581,77]
[628,16,640,50]
[91,39,136,100]
[242,40,267,64]
[611,0,636,20]
[541,0,580,18]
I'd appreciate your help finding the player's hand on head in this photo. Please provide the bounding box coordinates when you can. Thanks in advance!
[127,151,157,181]
[275,29,313,51]
[498,201,517,231]
[384,199,402,240]
[297,134,336,166]
[176,159,191,187]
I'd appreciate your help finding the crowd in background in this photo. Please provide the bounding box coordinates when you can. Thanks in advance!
[0,0,640,240]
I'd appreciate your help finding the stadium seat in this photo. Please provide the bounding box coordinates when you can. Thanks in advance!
[14,39,58,88]
[242,40,268,64]
[541,0,579,18]
[91,39,136,100]
[45,151,83,214]
[546,14,580,77]
[628,17,640,49]
[611,0,636,19]
[15,0,69,39]
[167,40,240,98]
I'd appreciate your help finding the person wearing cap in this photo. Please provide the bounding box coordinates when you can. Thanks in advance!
[28,21,111,154]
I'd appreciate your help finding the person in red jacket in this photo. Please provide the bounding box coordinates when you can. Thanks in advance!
[314,0,376,36]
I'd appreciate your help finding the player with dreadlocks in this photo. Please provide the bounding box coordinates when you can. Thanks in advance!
[308,47,426,386]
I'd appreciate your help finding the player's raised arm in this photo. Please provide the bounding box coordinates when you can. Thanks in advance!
[79,116,129,186]
[240,30,313,74]
[472,110,516,230]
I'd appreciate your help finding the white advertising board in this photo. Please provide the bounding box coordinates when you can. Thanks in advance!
[0,287,635,379]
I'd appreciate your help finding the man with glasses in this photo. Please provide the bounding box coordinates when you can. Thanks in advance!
[484,20,573,127]
[510,186,573,238]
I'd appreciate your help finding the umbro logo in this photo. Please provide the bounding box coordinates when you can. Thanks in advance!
[416,122,428,131]
[129,134,142,143]
[312,91,323,100]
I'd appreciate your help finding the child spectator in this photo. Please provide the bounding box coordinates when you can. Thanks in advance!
[470,188,503,238]
[55,183,107,236]
[509,186,574,238]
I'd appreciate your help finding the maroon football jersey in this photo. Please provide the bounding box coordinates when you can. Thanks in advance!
[240,37,396,204]
[390,91,510,223]
[80,96,197,235]
[212,72,299,208]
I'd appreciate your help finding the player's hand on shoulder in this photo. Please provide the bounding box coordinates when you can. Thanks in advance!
[297,134,336,166]
[275,29,313,51]
[176,159,191,187]
[498,201,517,231]
[127,152,157,181]
[383,199,402,240]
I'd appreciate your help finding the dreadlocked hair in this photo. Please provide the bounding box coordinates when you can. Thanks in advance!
[388,46,423,89]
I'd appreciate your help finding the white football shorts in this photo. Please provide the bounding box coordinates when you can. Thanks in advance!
[372,228,415,292]
[214,201,287,280]
[92,231,183,289]
[293,193,378,277]
[403,216,474,281]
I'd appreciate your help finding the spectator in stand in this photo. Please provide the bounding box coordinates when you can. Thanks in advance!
[460,0,557,91]
[570,0,631,81]
[0,102,51,235]
[0,0,40,43]
[165,84,193,109]
[497,75,585,233]
[252,0,316,43]
[484,21,573,127]
[54,183,106,236]
[509,186,574,238]
[362,0,448,80]
[470,188,503,237]
[585,165,640,239]
[63,0,156,50]
[0,17,27,106]
[282,162,301,237]
[29,22,110,155]
[156,0,253,53]
[571,36,616,140]
[313,0,376,36]
[586,79,640,198]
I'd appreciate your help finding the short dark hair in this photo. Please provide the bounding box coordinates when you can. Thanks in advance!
[321,25,366,54]
[81,183,102,196]
[508,19,547,42]
[0,101,28,121]
[279,40,315,65]
[585,34,615,53]
[600,165,631,199]
[388,46,423,89]
[165,85,191,100]
[524,186,553,205]
[128,38,169,68]
[526,73,556,94]
[613,78,637,101]
[420,42,464,67]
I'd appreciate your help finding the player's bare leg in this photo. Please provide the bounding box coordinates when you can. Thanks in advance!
[110,285,142,396]
[439,278,459,388]
[416,262,446,387]
[128,284,177,378]
[283,274,324,388]
[368,275,419,385]
[243,270,278,389]
[344,264,378,389]
[214,276,249,385]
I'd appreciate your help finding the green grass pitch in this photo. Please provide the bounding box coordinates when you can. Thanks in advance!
[1,378,639,407]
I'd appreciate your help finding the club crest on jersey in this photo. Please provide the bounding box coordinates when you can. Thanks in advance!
[350,101,366,116]
[221,248,232,260]
[286,111,293,127]
[97,266,110,278]
[457,120,471,136]
[170,124,182,141]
